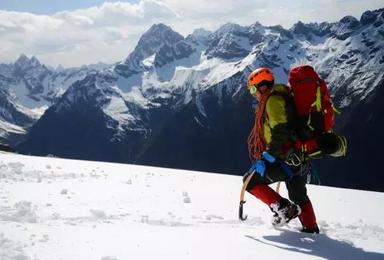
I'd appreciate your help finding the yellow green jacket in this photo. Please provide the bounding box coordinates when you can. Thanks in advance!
[263,84,294,159]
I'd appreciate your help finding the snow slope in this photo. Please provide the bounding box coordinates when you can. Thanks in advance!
[0,153,383,260]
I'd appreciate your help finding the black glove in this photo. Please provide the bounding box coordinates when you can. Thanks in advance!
[317,133,347,157]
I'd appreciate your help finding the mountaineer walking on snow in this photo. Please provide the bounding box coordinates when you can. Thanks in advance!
[241,67,347,233]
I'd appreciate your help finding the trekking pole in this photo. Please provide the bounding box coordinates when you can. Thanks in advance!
[239,172,254,221]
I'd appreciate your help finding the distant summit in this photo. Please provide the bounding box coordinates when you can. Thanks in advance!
[14,54,43,73]
[115,23,194,77]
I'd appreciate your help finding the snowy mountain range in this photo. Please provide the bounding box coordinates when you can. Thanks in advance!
[0,152,383,259]
[0,54,104,143]
[1,8,383,191]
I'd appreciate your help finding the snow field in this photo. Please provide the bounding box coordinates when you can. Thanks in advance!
[0,152,383,260]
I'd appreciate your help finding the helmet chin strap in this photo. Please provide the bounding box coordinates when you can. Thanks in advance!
[255,85,271,101]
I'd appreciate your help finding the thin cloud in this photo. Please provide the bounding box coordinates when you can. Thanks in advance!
[0,0,180,67]
[0,0,382,67]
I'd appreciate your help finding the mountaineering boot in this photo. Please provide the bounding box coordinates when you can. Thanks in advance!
[299,201,320,234]
[270,198,301,227]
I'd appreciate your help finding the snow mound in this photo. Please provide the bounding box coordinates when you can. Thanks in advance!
[90,209,107,219]
[0,233,30,260]
[0,201,37,223]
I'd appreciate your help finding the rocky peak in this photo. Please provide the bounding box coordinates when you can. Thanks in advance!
[16,54,41,66]
[215,23,247,36]
[290,20,334,39]
[15,54,29,65]
[146,23,183,39]
[360,10,379,25]
[116,24,185,77]
[29,56,41,67]
[364,8,384,28]
[135,23,184,57]
[331,15,360,40]
[13,54,44,76]
[203,22,253,59]
[291,21,313,36]
[188,28,213,45]
[248,22,267,43]
[339,15,360,29]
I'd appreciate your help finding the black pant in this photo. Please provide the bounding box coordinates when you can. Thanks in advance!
[244,162,310,206]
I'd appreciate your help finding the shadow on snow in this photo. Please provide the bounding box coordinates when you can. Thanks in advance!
[245,229,384,259]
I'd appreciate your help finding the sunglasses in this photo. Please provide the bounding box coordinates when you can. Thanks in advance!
[248,85,268,95]
[249,85,257,95]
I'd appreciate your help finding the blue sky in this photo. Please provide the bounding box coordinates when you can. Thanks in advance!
[0,0,139,14]
[0,0,383,67]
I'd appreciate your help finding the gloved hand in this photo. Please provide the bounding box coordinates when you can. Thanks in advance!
[248,160,266,177]
[262,151,276,163]
[247,152,276,177]
[317,133,347,157]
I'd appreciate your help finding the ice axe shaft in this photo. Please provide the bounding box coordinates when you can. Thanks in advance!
[275,181,281,194]
[239,172,254,221]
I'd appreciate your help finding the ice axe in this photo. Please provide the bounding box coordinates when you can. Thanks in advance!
[239,173,282,221]
[239,171,254,221]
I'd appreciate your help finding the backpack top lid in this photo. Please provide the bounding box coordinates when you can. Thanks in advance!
[288,65,320,85]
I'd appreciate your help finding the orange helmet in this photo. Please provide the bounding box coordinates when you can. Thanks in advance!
[247,68,274,94]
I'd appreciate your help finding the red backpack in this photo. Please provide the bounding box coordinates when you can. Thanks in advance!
[288,65,335,140]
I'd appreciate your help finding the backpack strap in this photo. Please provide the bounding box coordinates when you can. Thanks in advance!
[311,81,322,112]
[306,80,323,131]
